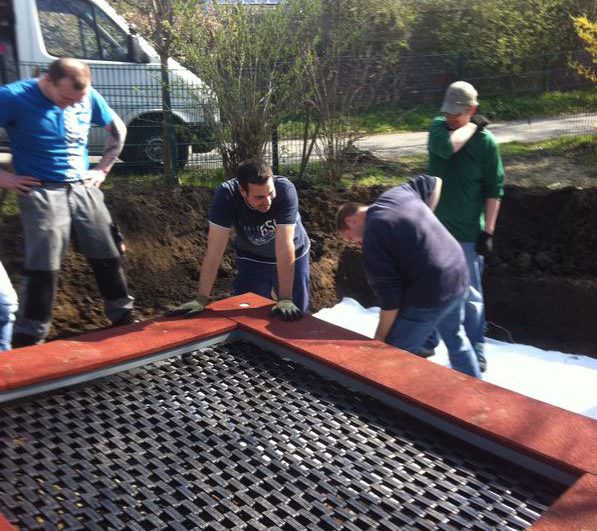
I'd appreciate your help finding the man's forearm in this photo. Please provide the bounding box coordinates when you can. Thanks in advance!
[0,167,15,184]
[197,225,230,299]
[484,198,501,234]
[275,243,295,300]
[449,122,477,153]
[374,308,399,342]
[428,177,443,211]
[95,113,127,174]
[197,255,221,299]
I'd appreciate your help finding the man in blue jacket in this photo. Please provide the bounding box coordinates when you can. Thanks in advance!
[0,58,134,347]
[0,261,18,351]
[336,175,480,377]
[168,158,310,321]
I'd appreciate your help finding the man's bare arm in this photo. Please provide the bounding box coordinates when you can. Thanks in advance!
[86,112,127,186]
[427,177,443,211]
[449,122,478,153]
[275,224,296,300]
[484,198,501,234]
[0,168,41,195]
[197,224,230,299]
[374,308,399,342]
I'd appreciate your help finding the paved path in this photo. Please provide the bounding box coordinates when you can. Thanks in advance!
[356,113,596,158]
[1,113,594,168]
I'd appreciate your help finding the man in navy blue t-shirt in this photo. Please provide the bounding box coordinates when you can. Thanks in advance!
[336,175,480,377]
[167,158,310,320]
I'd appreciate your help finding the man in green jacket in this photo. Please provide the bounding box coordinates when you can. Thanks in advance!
[427,81,505,372]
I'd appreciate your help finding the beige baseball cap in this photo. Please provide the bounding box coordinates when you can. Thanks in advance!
[440,81,478,115]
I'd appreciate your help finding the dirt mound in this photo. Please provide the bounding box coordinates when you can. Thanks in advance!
[1,184,595,356]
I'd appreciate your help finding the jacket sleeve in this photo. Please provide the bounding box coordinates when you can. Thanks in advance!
[363,232,402,311]
[482,132,505,199]
[427,117,454,160]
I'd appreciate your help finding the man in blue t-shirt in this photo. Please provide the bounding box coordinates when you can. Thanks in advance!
[167,158,310,321]
[336,175,480,377]
[0,58,134,347]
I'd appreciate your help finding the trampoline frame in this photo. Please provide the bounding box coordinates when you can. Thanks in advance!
[0,293,595,530]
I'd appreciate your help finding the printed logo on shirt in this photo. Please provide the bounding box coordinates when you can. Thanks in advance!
[64,98,91,179]
[242,219,276,246]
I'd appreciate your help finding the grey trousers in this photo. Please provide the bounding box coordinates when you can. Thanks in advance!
[15,182,134,339]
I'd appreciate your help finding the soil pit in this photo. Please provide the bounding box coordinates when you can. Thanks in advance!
[1,184,595,357]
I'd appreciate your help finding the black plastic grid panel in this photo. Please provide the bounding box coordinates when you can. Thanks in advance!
[0,340,564,530]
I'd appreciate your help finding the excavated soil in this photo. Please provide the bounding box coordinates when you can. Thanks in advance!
[1,184,596,356]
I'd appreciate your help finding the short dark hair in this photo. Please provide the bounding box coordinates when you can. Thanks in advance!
[336,202,365,231]
[236,158,273,191]
[47,58,91,91]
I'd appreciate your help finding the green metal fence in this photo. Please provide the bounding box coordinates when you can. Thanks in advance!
[0,50,594,181]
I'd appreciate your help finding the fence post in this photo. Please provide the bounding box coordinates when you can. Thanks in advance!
[161,66,180,187]
[271,124,279,175]
[457,52,465,79]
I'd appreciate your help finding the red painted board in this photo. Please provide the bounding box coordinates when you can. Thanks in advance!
[529,473,597,530]
[0,513,17,531]
[0,315,236,390]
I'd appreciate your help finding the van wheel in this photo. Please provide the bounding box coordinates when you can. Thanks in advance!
[121,127,190,171]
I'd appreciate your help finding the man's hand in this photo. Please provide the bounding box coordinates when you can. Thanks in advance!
[475,231,494,256]
[470,114,490,131]
[165,295,209,317]
[270,299,302,321]
[84,169,108,188]
[0,173,42,195]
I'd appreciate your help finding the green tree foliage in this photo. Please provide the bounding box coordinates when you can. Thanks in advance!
[404,0,597,89]
[178,0,322,175]
[111,0,200,184]
[303,0,412,181]
[571,15,597,82]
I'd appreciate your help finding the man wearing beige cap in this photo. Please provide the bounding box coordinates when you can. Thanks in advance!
[427,81,505,372]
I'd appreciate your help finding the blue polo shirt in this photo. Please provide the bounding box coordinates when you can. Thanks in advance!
[363,175,468,310]
[0,79,113,182]
[209,177,310,263]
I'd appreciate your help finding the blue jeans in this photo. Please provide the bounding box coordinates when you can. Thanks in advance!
[386,292,481,378]
[460,242,486,348]
[0,303,18,351]
[233,251,310,313]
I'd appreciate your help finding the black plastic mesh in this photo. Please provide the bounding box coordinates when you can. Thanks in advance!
[0,340,563,530]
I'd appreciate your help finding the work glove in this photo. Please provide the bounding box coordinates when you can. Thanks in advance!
[165,295,209,317]
[475,231,494,256]
[470,114,490,131]
[270,299,303,321]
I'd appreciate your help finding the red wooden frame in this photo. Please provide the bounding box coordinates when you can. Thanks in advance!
[1,293,595,530]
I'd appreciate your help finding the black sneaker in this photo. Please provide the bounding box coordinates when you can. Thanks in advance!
[12,332,45,348]
[110,309,140,328]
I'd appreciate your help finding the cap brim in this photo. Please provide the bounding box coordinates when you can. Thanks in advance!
[440,101,468,115]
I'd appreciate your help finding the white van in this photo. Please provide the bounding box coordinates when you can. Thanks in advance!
[0,0,216,169]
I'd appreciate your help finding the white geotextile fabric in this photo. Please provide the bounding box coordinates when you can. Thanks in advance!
[314,298,597,420]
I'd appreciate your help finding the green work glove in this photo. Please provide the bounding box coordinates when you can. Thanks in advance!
[270,299,303,321]
[165,295,209,317]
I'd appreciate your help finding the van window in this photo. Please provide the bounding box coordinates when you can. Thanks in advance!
[93,8,130,62]
[36,0,129,62]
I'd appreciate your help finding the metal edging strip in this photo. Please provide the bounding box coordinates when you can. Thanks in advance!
[0,332,239,405]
